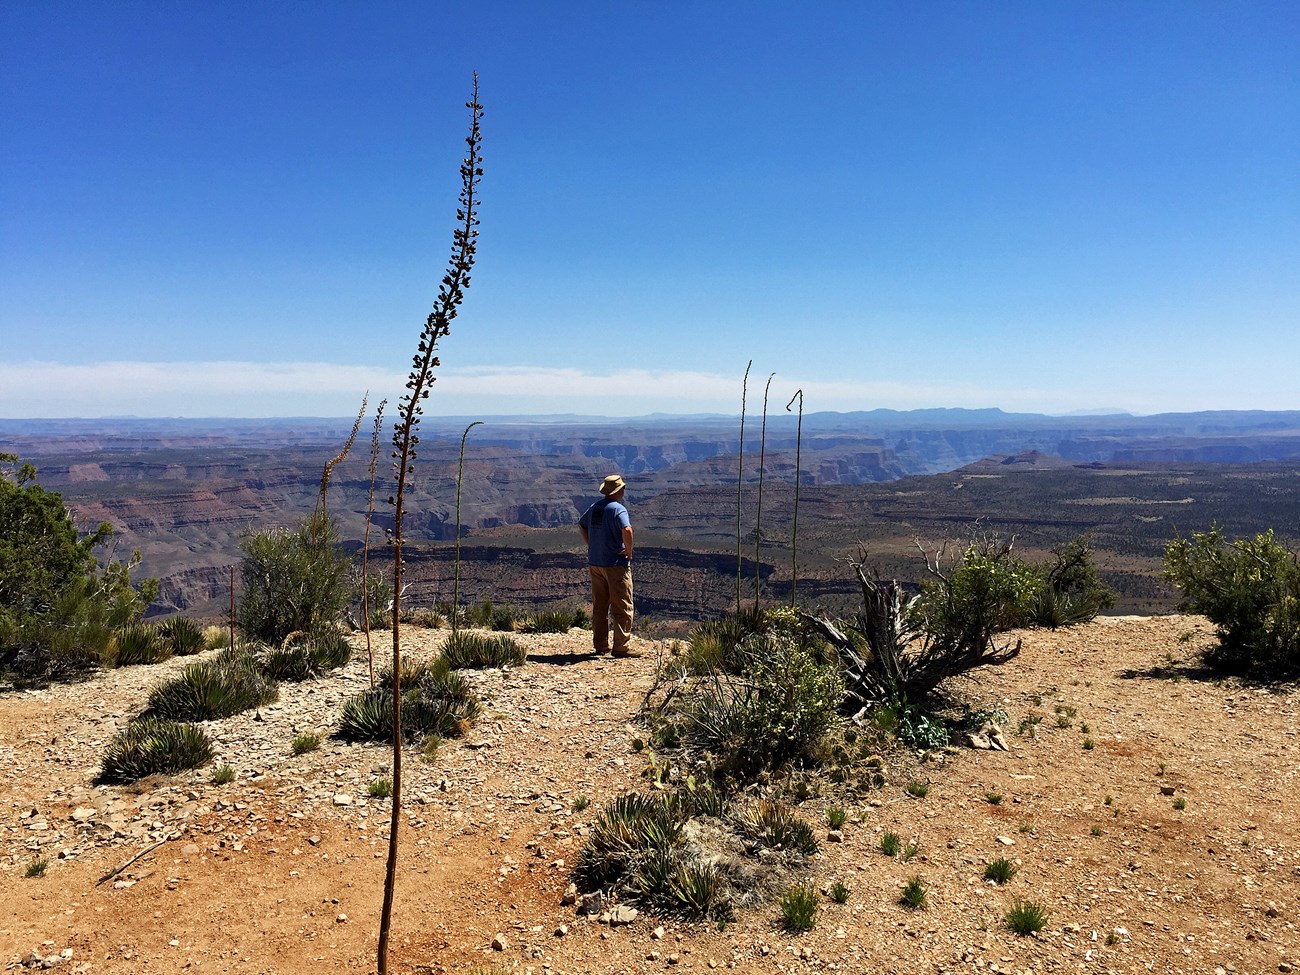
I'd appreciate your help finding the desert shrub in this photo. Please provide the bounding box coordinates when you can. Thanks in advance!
[1029,537,1115,628]
[368,778,393,799]
[442,631,525,669]
[26,858,49,878]
[520,608,582,634]
[1,455,156,684]
[900,875,927,909]
[734,799,818,855]
[574,792,688,892]
[237,509,353,644]
[211,763,235,785]
[98,718,213,783]
[142,648,279,721]
[984,857,1018,884]
[1165,527,1300,678]
[159,616,207,656]
[678,628,842,782]
[260,630,352,681]
[489,604,520,632]
[912,541,1038,655]
[110,623,172,667]
[203,626,231,650]
[338,656,479,743]
[292,732,322,755]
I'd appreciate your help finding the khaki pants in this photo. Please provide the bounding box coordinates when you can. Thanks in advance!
[589,565,633,654]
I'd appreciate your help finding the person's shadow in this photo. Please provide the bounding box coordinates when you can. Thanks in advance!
[526,647,604,666]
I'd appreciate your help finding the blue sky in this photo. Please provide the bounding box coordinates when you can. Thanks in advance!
[2,1,1296,418]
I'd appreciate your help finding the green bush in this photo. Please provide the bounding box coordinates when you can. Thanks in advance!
[1,455,156,683]
[677,629,842,782]
[142,648,279,721]
[442,631,526,669]
[338,656,479,743]
[159,616,207,656]
[98,718,213,784]
[520,609,582,634]
[237,510,354,644]
[1165,527,1300,678]
[911,542,1039,654]
[1028,537,1115,628]
[779,884,818,931]
[1005,898,1049,935]
[110,623,172,667]
[260,630,352,681]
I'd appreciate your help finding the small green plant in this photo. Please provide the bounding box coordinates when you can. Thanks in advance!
[142,648,279,722]
[1080,722,1090,734]
[984,857,1018,884]
[903,839,920,861]
[1056,715,1072,729]
[573,795,591,813]
[1090,825,1103,837]
[1018,820,1033,833]
[211,763,235,785]
[1005,898,1049,935]
[1157,762,1166,775]
[1173,797,1186,810]
[1104,794,1113,805]
[292,732,322,755]
[420,736,441,763]
[779,884,818,931]
[98,718,213,784]
[1105,930,1120,946]
[905,780,929,799]
[826,807,847,830]
[985,791,1003,805]
[880,831,902,857]
[900,875,927,909]
[736,800,819,855]
[25,858,49,878]
[111,622,172,667]
[442,630,526,669]
[159,616,207,656]
[1083,738,1095,750]
[829,881,849,903]
[368,778,393,799]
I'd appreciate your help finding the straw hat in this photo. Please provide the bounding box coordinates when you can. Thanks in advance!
[599,474,626,497]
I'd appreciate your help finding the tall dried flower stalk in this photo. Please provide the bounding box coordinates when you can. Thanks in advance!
[362,398,387,687]
[753,372,775,612]
[785,389,803,608]
[318,394,367,520]
[452,420,483,634]
[735,360,751,615]
[378,76,483,975]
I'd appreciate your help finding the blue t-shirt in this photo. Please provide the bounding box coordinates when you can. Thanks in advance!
[579,497,630,567]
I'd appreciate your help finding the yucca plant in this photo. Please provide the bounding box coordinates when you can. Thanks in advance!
[753,371,775,612]
[339,656,479,743]
[735,799,818,856]
[142,648,278,721]
[361,399,387,687]
[452,420,483,635]
[785,388,804,608]
[520,608,578,634]
[98,718,213,784]
[442,630,525,669]
[112,623,171,667]
[260,630,352,681]
[735,359,751,614]
[670,863,726,920]
[376,77,483,975]
[159,616,207,656]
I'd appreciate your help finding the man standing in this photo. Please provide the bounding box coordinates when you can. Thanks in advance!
[578,473,636,657]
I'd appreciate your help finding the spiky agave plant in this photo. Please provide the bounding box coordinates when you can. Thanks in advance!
[453,420,483,634]
[785,389,803,608]
[377,77,483,975]
[362,399,387,687]
[753,372,775,612]
[735,360,751,615]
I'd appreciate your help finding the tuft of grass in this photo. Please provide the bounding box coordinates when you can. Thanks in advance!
[880,831,902,857]
[292,732,322,755]
[984,857,1018,884]
[779,884,818,931]
[98,718,213,784]
[368,778,393,799]
[985,791,1003,805]
[26,858,49,878]
[1018,820,1034,833]
[826,807,847,830]
[1090,825,1103,837]
[1082,738,1095,750]
[829,881,850,903]
[1104,794,1113,805]
[573,795,591,813]
[420,736,441,763]
[442,631,526,669]
[905,780,929,799]
[903,839,920,861]
[211,763,235,785]
[900,875,927,909]
[1173,796,1186,810]
[1005,898,1049,935]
